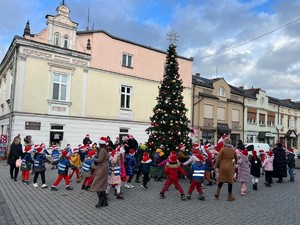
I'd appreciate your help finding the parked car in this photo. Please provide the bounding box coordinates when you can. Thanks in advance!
[244,143,271,154]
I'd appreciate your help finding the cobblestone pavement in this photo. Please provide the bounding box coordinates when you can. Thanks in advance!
[0,161,299,225]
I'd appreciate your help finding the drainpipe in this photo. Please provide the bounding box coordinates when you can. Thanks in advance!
[8,46,18,145]
[192,84,195,127]
[277,105,280,143]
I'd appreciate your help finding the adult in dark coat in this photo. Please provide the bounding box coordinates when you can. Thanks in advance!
[83,134,92,146]
[90,137,109,208]
[7,136,23,181]
[272,143,287,183]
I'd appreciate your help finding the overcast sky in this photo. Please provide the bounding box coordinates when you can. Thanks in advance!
[0,0,300,100]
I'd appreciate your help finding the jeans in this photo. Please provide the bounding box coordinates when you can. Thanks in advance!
[288,167,295,180]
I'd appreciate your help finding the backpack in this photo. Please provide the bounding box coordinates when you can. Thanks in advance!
[21,155,31,171]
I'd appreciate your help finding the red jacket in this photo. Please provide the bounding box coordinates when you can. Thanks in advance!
[165,162,187,180]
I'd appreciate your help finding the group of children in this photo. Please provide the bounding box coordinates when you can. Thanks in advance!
[17,137,296,204]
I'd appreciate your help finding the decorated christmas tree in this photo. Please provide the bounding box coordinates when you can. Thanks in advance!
[146,32,192,154]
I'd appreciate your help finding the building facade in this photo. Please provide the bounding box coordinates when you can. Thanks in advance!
[192,74,244,146]
[0,3,193,146]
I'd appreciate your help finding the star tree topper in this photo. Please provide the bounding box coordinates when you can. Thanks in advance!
[167,30,180,45]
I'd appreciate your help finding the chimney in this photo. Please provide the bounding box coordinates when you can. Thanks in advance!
[239,85,244,89]
[195,73,200,78]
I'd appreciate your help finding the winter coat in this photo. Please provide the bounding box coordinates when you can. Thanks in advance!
[286,153,295,168]
[90,147,109,192]
[262,156,274,171]
[141,159,156,173]
[108,154,121,185]
[178,150,190,163]
[81,157,94,178]
[250,156,261,178]
[237,154,250,183]
[83,137,92,146]
[183,155,198,166]
[215,146,237,184]
[70,154,82,168]
[7,143,23,164]
[125,154,137,176]
[273,147,287,178]
[165,162,187,180]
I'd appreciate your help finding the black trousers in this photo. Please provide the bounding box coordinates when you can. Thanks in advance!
[9,163,19,179]
[33,171,46,184]
[265,171,273,184]
[218,182,233,193]
[142,172,150,187]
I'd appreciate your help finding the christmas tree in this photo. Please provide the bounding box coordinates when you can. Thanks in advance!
[146,35,192,154]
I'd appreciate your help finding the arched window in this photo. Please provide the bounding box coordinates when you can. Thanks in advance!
[54,33,60,46]
[219,87,226,97]
[63,35,69,48]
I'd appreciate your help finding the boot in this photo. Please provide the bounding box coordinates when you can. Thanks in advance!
[240,188,245,196]
[85,186,90,191]
[227,192,235,201]
[95,192,104,208]
[214,187,221,199]
[253,183,257,191]
[102,192,108,206]
[81,185,86,190]
[116,193,124,200]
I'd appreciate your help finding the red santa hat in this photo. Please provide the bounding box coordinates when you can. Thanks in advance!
[99,136,109,145]
[40,143,45,148]
[170,151,177,155]
[129,149,135,155]
[66,143,70,147]
[34,144,39,149]
[36,147,43,153]
[288,148,294,154]
[73,148,79,153]
[92,143,97,148]
[195,154,204,162]
[88,150,95,157]
[62,151,68,157]
[193,143,200,150]
[192,150,198,155]
[258,150,265,154]
[80,145,87,151]
[142,152,151,162]
[78,144,82,148]
[178,144,186,151]
[267,151,273,157]
[86,134,90,138]
[242,150,248,156]
[25,146,32,152]
[111,150,117,157]
[169,154,178,163]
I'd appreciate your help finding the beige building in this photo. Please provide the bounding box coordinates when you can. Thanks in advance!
[0,3,193,146]
[192,74,244,146]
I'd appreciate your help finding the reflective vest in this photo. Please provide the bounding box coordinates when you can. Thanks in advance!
[52,150,60,161]
[82,160,93,172]
[58,158,69,174]
[34,155,44,168]
[192,164,205,180]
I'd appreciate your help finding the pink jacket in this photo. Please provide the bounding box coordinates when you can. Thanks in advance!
[262,156,274,171]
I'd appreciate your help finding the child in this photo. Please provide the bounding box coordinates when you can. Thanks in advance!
[159,154,187,200]
[238,150,250,196]
[21,146,34,184]
[286,148,295,182]
[154,150,166,182]
[141,152,156,189]
[106,150,124,199]
[187,154,205,200]
[250,150,261,191]
[262,151,274,187]
[33,146,51,188]
[81,150,96,191]
[124,149,137,188]
[204,148,214,186]
[69,148,82,183]
[51,145,60,170]
[51,151,73,191]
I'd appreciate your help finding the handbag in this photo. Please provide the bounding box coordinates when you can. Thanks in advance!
[16,158,22,168]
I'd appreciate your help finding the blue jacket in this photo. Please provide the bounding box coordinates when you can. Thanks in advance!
[51,149,60,162]
[57,156,71,175]
[125,154,137,176]
[21,153,34,171]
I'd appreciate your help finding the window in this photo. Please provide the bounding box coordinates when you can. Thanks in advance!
[247,109,256,124]
[120,86,132,109]
[122,53,133,68]
[259,113,265,125]
[267,112,275,126]
[52,73,68,101]
[63,35,69,48]
[54,33,60,46]
[219,87,225,97]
